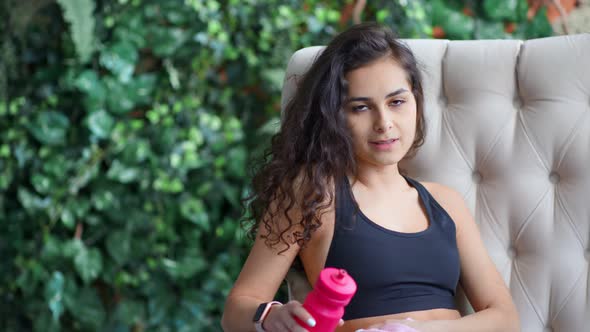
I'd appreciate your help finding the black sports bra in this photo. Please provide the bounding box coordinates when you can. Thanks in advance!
[324,175,460,320]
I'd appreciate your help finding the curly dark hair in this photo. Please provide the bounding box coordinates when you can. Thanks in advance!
[244,22,426,252]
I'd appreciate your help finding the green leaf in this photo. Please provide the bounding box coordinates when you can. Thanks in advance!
[147,291,176,325]
[65,286,106,328]
[262,68,285,90]
[106,230,131,265]
[34,310,61,332]
[75,70,106,110]
[100,41,138,83]
[226,146,246,178]
[180,197,209,229]
[56,0,96,63]
[107,160,140,183]
[129,74,157,103]
[114,298,145,325]
[483,0,519,21]
[31,173,54,195]
[44,271,65,322]
[69,158,100,195]
[153,173,184,193]
[475,19,507,39]
[515,0,529,22]
[87,109,114,138]
[18,187,51,213]
[151,26,188,56]
[522,7,553,39]
[0,161,14,190]
[70,199,91,219]
[105,77,136,114]
[63,239,84,258]
[114,14,146,48]
[42,235,62,260]
[221,182,240,208]
[74,247,103,284]
[75,70,101,93]
[91,189,117,211]
[161,255,207,280]
[431,0,474,39]
[27,111,70,145]
[42,154,68,178]
[60,207,76,229]
[119,138,151,163]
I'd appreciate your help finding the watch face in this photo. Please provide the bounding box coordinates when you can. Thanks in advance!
[253,303,267,322]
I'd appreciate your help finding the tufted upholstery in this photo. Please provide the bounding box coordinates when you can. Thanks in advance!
[281,34,590,332]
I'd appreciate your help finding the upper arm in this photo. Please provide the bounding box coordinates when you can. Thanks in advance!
[426,183,514,312]
[227,171,333,303]
[227,225,301,302]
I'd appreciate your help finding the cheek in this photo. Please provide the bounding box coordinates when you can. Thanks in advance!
[346,125,366,150]
[400,108,418,142]
[403,103,418,128]
[346,118,363,137]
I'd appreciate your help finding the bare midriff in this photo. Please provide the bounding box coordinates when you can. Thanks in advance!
[337,308,461,332]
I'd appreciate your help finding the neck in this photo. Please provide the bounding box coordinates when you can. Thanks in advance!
[351,163,407,191]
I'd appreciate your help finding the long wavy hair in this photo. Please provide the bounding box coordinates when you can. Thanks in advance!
[244,23,426,252]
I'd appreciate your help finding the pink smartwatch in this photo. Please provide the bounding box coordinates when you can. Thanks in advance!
[253,301,282,331]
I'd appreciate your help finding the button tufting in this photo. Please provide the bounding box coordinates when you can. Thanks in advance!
[507,247,517,259]
[549,172,560,184]
[439,95,449,107]
[472,171,482,184]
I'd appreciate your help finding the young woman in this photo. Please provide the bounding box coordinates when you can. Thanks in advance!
[221,23,520,332]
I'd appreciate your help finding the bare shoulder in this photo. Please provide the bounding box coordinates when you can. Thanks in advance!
[278,169,337,237]
[420,181,471,232]
[421,182,466,210]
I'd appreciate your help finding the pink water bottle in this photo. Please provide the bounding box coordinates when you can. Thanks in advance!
[297,267,357,332]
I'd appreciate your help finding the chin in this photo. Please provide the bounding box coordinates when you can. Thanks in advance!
[372,159,402,167]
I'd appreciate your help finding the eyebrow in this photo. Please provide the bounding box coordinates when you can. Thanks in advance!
[345,88,409,103]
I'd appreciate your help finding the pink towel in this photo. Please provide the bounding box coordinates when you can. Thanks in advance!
[356,319,419,332]
[360,325,418,332]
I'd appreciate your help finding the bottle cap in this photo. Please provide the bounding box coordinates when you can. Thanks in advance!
[316,267,357,304]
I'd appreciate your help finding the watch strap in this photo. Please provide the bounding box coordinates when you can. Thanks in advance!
[254,301,282,332]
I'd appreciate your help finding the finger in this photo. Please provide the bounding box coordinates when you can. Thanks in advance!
[264,319,287,332]
[285,318,309,332]
[276,302,310,332]
[286,301,316,328]
[264,314,290,332]
[270,313,301,332]
[264,305,297,332]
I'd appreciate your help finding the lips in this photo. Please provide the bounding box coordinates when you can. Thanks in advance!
[370,138,398,144]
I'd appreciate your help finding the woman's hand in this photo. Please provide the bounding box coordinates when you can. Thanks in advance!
[262,301,313,332]
[262,300,344,332]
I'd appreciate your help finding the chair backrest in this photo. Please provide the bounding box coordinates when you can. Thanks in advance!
[281,34,590,332]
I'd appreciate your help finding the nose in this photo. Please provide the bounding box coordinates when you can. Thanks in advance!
[373,108,393,133]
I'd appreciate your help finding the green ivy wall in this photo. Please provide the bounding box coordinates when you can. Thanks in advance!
[0,1,552,331]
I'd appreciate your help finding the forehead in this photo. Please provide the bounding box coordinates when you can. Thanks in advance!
[344,56,410,96]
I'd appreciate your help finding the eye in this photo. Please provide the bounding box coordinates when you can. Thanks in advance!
[389,99,405,107]
[351,105,369,112]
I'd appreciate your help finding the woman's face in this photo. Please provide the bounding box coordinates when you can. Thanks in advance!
[343,56,417,169]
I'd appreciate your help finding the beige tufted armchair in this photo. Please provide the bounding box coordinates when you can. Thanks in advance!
[281,34,590,332]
